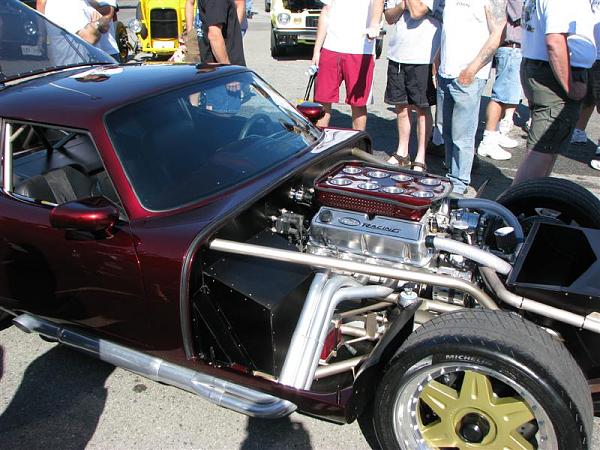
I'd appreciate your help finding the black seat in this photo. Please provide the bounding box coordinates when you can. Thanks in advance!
[14,165,95,204]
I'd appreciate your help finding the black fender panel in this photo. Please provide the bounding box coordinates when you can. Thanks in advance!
[344,301,419,422]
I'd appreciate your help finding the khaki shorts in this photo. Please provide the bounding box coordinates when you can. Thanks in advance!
[521,59,581,154]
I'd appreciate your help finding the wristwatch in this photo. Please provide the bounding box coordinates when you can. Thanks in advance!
[93,20,101,31]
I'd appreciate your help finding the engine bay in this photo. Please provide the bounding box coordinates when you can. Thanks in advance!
[195,157,600,393]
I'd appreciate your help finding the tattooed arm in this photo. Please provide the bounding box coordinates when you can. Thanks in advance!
[384,0,406,25]
[458,0,507,86]
[405,0,431,20]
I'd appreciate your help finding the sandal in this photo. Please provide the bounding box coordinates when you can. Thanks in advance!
[387,154,411,167]
[411,161,427,173]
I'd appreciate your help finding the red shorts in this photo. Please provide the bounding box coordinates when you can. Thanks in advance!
[314,48,375,107]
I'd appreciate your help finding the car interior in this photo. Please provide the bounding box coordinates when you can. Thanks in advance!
[6,123,121,207]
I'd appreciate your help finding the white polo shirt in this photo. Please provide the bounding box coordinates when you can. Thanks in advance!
[45,0,93,66]
[321,0,376,55]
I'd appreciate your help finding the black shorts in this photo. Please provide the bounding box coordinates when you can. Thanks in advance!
[384,61,436,108]
[583,60,600,107]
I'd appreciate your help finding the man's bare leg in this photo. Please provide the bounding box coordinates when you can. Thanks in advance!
[485,99,503,132]
[414,106,432,167]
[512,150,558,185]
[394,104,411,158]
[351,105,367,131]
[316,102,332,128]
[575,103,595,132]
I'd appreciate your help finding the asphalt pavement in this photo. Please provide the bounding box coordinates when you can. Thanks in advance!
[1,1,600,449]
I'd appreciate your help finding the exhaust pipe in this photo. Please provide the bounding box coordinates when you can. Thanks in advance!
[13,314,296,419]
[480,267,600,334]
[279,273,392,390]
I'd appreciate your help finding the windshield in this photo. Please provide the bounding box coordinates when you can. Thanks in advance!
[106,71,321,212]
[0,0,114,83]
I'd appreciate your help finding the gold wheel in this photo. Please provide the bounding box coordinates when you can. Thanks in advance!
[392,364,557,450]
[418,371,534,449]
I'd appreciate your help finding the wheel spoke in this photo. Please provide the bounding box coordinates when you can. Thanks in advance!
[420,419,458,447]
[504,430,535,450]
[419,380,459,417]
[459,370,494,408]
[494,396,535,431]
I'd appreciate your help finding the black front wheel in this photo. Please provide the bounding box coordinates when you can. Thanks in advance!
[366,310,592,450]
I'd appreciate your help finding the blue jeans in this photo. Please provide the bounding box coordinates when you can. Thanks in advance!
[438,76,487,194]
[491,47,522,105]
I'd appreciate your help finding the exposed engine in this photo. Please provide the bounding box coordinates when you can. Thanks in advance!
[202,159,526,390]
[267,161,520,388]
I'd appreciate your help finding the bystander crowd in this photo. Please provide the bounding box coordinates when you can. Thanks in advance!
[513,0,596,184]
[383,0,442,172]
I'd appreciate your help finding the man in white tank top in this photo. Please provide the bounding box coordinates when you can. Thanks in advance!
[437,0,507,195]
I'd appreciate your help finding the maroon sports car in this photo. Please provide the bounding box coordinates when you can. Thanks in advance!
[3,2,600,449]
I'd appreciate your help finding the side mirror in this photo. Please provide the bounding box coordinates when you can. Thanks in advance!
[297,101,325,124]
[50,197,119,233]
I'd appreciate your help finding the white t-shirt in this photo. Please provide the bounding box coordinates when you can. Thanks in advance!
[95,0,119,56]
[439,0,492,80]
[385,0,442,64]
[45,0,93,66]
[322,0,376,55]
[522,0,596,68]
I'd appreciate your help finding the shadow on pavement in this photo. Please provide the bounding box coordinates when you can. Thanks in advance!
[0,345,114,450]
[240,416,313,449]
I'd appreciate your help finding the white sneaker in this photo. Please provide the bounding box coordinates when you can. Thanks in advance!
[477,140,512,160]
[497,132,518,149]
[499,118,513,135]
[571,128,588,144]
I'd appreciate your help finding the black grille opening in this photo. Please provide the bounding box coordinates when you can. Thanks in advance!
[150,9,178,39]
[306,16,319,27]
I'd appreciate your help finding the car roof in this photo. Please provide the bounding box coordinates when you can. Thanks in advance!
[0,63,249,129]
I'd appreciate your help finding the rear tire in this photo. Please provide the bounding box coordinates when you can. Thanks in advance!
[115,21,129,62]
[496,177,600,231]
[368,310,592,450]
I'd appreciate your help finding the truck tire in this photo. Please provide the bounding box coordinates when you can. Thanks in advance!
[366,310,592,450]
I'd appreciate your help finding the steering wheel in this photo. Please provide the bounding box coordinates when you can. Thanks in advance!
[238,114,271,139]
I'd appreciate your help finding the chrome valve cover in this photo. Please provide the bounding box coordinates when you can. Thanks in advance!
[307,207,432,267]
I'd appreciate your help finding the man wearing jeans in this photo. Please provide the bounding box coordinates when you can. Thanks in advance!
[476,0,523,161]
[437,0,507,194]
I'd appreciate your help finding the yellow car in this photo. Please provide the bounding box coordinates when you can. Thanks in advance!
[270,0,321,57]
[129,0,190,59]
[270,0,383,58]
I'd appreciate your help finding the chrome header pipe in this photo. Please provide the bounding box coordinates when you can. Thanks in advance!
[209,238,498,310]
